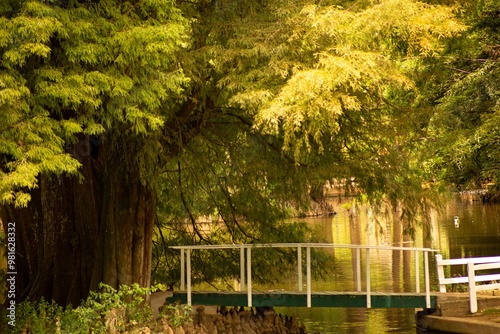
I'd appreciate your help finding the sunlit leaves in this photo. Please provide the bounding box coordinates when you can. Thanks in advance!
[0,0,190,205]
[243,0,464,160]
[429,1,500,190]
[351,0,465,56]
[164,0,468,229]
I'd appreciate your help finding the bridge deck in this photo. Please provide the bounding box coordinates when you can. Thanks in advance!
[166,291,437,308]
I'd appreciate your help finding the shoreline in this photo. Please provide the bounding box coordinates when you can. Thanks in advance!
[416,292,500,334]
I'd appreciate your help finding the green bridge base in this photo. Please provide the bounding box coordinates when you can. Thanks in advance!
[166,291,437,309]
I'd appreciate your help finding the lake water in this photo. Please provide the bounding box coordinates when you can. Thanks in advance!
[275,193,500,334]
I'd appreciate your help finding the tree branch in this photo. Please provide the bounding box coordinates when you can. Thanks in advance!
[177,160,211,243]
[217,177,257,242]
[445,66,473,74]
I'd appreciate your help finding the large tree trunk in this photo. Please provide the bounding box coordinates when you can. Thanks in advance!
[91,152,156,291]
[0,133,157,306]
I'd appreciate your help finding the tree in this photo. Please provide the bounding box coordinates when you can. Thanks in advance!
[0,0,190,306]
[153,0,465,283]
[427,0,500,198]
[1,0,464,306]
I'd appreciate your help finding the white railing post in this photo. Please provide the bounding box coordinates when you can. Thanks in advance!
[435,254,447,292]
[366,248,371,308]
[467,261,478,313]
[424,251,430,308]
[247,247,252,307]
[298,246,303,292]
[306,246,311,307]
[356,247,361,292]
[415,250,420,293]
[187,249,192,306]
[180,248,185,291]
[240,247,245,291]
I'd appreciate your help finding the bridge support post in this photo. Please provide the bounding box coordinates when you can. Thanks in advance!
[187,249,192,306]
[180,248,185,291]
[307,246,311,307]
[240,247,245,291]
[247,247,252,307]
[424,251,430,308]
[366,248,371,308]
[415,250,420,293]
[298,246,303,292]
[356,248,361,292]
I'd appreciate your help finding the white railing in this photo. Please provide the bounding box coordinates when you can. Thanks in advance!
[173,243,437,308]
[436,254,500,313]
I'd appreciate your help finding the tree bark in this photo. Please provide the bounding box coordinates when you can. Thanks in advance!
[90,156,156,291]
[0,133,157,306]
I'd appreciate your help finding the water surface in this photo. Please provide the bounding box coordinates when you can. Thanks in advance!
[276,194,500,333]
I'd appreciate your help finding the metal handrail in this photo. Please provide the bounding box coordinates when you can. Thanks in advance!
[173,243,439,308]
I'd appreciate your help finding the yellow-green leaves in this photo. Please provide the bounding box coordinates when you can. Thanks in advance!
[0,0,190,205]
[0,110,82,207]
[3,2,62,67]
[352,0,466,56]
[246,0,466,158]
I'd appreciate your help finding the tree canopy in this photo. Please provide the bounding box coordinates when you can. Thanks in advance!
[0,0,484,306]
[427,0,500,195]
[0,0,191,207]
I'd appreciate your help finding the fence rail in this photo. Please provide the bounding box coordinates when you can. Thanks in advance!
[172,243,438,308]
[436,254,500,313]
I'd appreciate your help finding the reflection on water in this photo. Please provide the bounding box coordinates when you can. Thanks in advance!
[276,194,500,334]
[437,194,500,258]
[275,307,417,334]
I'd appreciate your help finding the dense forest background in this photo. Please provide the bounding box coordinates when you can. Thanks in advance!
[0,0,499,308]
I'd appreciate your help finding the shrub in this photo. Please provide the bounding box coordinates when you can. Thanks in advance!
[7,283,192,333]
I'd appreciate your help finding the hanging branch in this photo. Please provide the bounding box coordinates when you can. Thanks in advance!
[217,177,257,242]
[178,159,211,243]
[153,213,171,271]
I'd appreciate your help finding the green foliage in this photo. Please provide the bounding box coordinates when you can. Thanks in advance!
[74,283,156,333]
[1,0,466,215]
[9,283,186,333]
[14,298,66,333]
[160,303,192,329]
[0,0,190,206]
[148,0,469,288]
[152,113,334,287]
[180,0,464,216]
[427,0,500,192]
[1,0,476,304]
[201,0,465,157]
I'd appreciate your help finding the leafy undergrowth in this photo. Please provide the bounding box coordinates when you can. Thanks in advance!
[7,283,191,333]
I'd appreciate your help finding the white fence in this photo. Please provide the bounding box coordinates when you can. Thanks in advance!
[436,254,500,313]
[173,243,437,308]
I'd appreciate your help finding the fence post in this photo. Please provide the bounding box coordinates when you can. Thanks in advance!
[467,262,478,313]
[435,254,447,293]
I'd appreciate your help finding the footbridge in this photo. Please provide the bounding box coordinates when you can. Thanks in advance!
[166,243,440,309]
